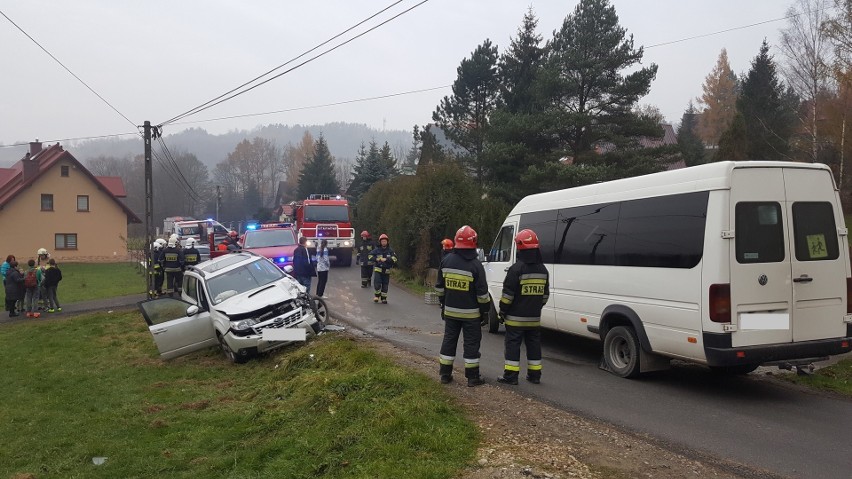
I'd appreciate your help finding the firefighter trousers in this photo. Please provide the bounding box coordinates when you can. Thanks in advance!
[439,318,482,379]
[360,264,372,287]
[165,271,183,294]
[373,271,389,299]
[503,325,542,380]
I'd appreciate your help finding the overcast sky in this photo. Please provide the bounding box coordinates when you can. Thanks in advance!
[0,0,794,147]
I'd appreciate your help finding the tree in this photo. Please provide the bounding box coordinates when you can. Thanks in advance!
[348,141,385,201]
[280,131,314,202]
[737,40,796,161]
[400,125,420,175]
[379,141,398,176]
[677,101,706,166]
[824,0,852,71]
[298,134,340,199]
[498,8,545,114]
[715,112,749,162]
[780,0,833,162]
[432,39,499,187]
[538,0,659,159]
[697,49,738,146]
[416,125,448,175]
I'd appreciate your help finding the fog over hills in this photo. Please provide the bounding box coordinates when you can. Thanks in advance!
[0,122,413,168]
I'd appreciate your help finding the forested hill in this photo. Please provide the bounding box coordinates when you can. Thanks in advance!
[0,122,412,167]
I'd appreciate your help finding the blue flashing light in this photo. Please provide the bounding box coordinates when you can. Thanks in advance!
[206,218,214,221]
[246,223,259,230]
[276,256,290,264]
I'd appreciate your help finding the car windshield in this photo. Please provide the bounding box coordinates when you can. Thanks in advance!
[177,225,201,236]
[206,258,285,305]
[304,205,349,222]
[243,229,296,248]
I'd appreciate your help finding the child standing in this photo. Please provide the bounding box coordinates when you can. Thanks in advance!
[315,239,330,298]
[23,259,42,318]
[4,260,23,317]
[42,258,62,313]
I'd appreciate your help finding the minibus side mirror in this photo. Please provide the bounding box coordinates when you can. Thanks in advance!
[477,248,487,262]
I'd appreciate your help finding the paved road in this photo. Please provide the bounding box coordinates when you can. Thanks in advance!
[321,265,852,479]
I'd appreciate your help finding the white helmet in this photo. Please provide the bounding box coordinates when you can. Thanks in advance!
[169,233,179,241]
[168,238,177,248]
[151,242,161,250]
[185,238,196,248]
[37,248,48,256]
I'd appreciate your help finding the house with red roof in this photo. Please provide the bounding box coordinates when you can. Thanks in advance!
[0,141,140,262]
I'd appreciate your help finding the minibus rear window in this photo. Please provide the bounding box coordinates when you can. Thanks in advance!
[736,202,785,263]
[792,202,839,262]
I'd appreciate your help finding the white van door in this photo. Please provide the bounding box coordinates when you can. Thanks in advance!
[483,223,517,308]
[730,168,793,347]
[783,168,848,342]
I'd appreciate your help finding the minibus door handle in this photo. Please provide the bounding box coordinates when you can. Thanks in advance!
[793,275,813,283]
[504,267,510,272]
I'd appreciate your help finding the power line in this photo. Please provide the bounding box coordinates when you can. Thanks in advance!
[159,0,405,127]
[155,136,203,202]
[159,0,431,126]
[645,5,834,49]
[0,132,140,149]
[0,9,137,129]
[171,85,452,126]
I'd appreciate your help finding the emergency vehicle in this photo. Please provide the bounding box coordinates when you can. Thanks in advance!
[241,223,299,269]
[292,194,354,266]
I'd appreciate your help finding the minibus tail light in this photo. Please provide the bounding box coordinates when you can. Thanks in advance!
[847,278,852,314]
[709,284,731,323]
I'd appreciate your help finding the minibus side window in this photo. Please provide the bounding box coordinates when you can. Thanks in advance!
[519,210,558,263]
[736,202,785,263]
[489,225,515,262]
[615,192,708,268]
[792,202,839,261]
[555,203,618,265]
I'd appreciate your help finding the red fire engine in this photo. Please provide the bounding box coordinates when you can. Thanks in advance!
[290,194,354,266]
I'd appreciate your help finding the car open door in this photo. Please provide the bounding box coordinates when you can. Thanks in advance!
[483,224,517,332]
[138,298,217,359]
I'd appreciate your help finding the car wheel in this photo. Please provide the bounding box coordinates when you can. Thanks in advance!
[487,305,500,334]
[218,332,246,364]
[710,364,759,375]
[603,326,641,378]
[311,296,330,325]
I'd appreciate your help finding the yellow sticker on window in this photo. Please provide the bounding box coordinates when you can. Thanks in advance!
[806,234,828,259]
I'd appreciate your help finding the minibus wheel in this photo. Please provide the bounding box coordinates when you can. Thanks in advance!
[603,326,641,378]
[487,306,500,334]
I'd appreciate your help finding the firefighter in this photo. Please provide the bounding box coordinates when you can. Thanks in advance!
[158,237,184,296]
[150,238,166,297]
[368,234,396,303]
[218,230,240,251]
[357,230,375,288]
[440,238,454,263]
[496,229,549,385]
[435,225,491,387]
[183,238,201,268]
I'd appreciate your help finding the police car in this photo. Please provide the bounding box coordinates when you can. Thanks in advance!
[241,222,300,269]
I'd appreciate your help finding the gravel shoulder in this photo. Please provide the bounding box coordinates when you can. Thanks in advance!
[346,330,786,479]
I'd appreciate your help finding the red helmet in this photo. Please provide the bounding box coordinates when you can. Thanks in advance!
[379,233,389,242]
[229,230,238,238]
[441,238,454,250]
[454,225,477,249]
[361,230,370,238]
[515,229,540,250]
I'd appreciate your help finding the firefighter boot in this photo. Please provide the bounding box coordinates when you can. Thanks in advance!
[525,373,541,384]
[497,371,519,385]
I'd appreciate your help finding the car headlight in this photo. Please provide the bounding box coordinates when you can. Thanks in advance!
[233,319,258,331]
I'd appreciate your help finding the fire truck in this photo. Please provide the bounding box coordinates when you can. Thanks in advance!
[291,194,354,266]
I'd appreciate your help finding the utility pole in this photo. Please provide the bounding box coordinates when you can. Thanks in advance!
[216,185,221,221]
[144,121,155,299]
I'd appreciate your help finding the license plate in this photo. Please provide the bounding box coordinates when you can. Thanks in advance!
[739,313,789,330]
[262,328,306,342]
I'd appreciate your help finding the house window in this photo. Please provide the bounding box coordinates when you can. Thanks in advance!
[77,195,89,212]
[55,234,78,250]
[61,165,69,177]
[41,194,54,211]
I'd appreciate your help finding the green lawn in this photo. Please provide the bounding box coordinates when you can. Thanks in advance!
[55,262,146,303]
[0,311,477,478]
[784,358,852,396]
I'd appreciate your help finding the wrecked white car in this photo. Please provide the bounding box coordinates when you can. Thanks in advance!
[138,252,322,363]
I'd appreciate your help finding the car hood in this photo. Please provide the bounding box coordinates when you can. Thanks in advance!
[244,245,297,257]
[216,278,304,316]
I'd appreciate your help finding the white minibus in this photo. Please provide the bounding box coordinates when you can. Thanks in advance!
[483,161,852,377]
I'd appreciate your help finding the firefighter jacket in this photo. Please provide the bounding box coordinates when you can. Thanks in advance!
[358,238,375,264]
[436,249,491,321]
[369,245,396,274]
[499,256,549,328]
[158,247,184,273]
[183,247,201,267]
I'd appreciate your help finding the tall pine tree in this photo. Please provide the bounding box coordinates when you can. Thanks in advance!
[498,8,545,114]
[539,0,659,159]
[297,134,340,199]
[677,101,706,166]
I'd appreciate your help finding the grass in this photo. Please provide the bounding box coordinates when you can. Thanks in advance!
[0,311,477,478]
[783,358,852,396]
[53,262,146,304]
[389,269,431,296]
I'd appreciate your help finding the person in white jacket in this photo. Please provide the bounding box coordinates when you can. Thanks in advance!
[315,239,331,298]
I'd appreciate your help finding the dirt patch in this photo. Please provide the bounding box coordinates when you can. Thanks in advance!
[11,474,36,479]
[179,400,211,411]
[143,404,165,414]
[351,335,776,479]
[149,419,168,429]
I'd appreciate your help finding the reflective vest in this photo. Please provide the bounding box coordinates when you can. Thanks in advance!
[436,250,490,321]
[183,248,200,266]
[499,260,549,328]
[369,246,396,274]
[159,247,183,273]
